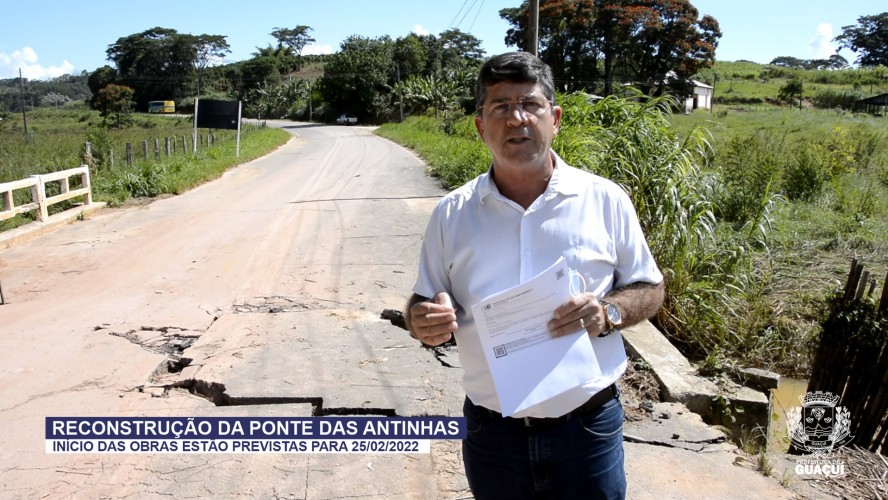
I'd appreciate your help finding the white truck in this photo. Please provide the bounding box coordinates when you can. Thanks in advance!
[336,114,357,125]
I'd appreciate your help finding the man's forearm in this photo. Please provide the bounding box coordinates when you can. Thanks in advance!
[603,281,665,329]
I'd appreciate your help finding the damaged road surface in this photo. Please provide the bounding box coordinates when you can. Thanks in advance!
[0,122,472,498]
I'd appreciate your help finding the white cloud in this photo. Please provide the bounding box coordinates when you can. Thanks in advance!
[412,24,430,36]
[808,23,837,59]
[0,46,74,80]
[302,44,334,56]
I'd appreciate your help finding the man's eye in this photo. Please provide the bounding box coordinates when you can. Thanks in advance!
[521,100,542,113]
[491,103,510,114]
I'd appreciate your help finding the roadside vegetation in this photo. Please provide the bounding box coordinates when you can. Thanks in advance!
[0,102,290,230]
[378,80,888,377]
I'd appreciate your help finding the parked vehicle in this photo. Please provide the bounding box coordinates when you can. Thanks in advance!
[336,114,358,125]
[148,100,175,113]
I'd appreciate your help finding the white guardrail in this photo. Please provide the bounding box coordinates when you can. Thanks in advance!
[0,166,94,223]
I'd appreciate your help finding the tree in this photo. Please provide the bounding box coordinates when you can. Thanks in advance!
[500,0,721,96]
[93,84,135,129]
[40,92,71,108]
[192,34,231,96]
[438,29,486,68]
[271,26,316,55]
[319,35,396,122]
[834,13,888,67]
[501,0,599,90]
[394,34,429,80]
[606,0,721,97]
[770,56,806,68]
[106,27,225,109]
[778,78,803,108]
[87,65,118,108]
[828,54,849,70]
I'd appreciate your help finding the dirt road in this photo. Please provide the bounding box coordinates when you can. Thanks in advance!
[0,123,471,498]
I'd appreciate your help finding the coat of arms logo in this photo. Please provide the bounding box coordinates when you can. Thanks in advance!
[786,391,853,456]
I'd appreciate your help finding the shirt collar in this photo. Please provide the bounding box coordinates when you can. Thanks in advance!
[478,150,582,203]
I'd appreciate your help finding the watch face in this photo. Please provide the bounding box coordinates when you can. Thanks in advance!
[606,304,622,326]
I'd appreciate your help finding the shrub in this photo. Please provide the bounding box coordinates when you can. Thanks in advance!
[712,134,783,227]
[783,143,827,201]
[811,89,864,110]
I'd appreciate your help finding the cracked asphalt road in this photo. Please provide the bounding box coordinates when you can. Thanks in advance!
[0,122,470,498]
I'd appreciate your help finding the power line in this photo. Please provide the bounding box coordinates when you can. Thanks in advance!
[468,0,485,34]
[454,0,481,30]
[448,0,472,29]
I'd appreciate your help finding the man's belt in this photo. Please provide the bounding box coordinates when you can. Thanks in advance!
[479,384,619,429]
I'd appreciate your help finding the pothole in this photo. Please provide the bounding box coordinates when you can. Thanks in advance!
[381,309,407,329]
[162,379,397,416]
[99,325,200,358]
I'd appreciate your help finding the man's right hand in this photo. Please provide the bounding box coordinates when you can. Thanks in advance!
[408,292,458,346]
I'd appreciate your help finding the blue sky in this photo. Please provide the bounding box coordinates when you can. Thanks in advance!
[0,0,884,80]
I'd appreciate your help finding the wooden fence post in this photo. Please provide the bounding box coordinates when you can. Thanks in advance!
[143,140,149,159]
[808,260,888,453]
[126,143,133,167]
[83,141,93,168]
[165,137,171,157]
[154,138,160,160]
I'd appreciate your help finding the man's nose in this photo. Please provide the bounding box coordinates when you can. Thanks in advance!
[505,104,532,125]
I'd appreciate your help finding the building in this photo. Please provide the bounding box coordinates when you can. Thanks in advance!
[854,93,888,116]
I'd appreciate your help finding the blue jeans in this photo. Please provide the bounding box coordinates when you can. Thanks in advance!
[462,394,626,500]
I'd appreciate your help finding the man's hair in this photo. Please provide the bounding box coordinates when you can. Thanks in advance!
[475,51,556,114]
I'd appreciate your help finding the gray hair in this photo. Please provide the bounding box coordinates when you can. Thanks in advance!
[475,52,556,114]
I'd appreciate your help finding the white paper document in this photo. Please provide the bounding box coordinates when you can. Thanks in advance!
[470,257,601,416]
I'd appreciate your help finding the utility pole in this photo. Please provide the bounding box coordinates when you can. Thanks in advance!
[396,61,404,123]
[529,0,539,56]
[18,68,28,137]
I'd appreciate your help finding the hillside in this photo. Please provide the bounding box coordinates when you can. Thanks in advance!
[695,60,888,109]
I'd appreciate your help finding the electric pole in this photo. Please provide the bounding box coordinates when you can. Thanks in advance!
[529,0,539,56]
[18,68,28,137]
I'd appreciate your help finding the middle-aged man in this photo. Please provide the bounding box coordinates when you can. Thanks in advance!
[405,51,665,499]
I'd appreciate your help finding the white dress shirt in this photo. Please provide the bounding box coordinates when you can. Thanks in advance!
[413,151,663,418]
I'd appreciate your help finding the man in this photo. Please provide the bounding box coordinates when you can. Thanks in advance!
[406,52,664,499]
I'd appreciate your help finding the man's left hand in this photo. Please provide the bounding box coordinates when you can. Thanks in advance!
[548,293,607,338]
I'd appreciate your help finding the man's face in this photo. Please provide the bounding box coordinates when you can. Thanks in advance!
[474,81,562,172]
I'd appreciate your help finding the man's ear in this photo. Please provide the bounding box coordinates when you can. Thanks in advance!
[474,114,485,140]
[552,105,563,134]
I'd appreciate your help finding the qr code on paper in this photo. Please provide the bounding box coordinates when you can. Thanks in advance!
[493,345,507,358]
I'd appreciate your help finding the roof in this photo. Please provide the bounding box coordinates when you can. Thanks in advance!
[855,93,888,106]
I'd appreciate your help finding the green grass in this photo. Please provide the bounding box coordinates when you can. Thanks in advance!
[1,103,290,229]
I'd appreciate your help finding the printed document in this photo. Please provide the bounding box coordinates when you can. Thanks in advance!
[470,257,601,416]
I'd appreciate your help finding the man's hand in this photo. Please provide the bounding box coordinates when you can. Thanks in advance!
[548,292,607,338]
[407,292,458,346]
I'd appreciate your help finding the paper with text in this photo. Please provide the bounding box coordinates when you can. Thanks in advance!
[471,257,601,416]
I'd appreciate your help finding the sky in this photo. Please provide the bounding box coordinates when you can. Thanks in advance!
[0,0,885,80]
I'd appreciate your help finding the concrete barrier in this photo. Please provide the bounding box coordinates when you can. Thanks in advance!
[1,165,95,223]
[622,321,771,444]
[0,166,105,249]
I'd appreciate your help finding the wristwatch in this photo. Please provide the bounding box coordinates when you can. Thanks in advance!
[599,301,623,337]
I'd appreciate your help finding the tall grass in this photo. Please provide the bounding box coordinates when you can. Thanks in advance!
[379,94,785,367]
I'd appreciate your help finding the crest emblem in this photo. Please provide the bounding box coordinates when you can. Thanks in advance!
[786,391,853,456]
